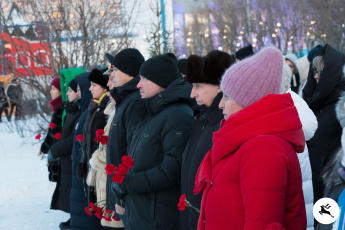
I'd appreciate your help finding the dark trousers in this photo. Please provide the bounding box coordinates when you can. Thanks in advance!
[9,102,23,119]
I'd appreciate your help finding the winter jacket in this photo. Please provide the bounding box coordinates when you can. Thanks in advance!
[194,94,307,230]
[112,77,194,230]
[316,93,345,230]
[89,103,124,228]
[50,99,81,212]
[303,44,345,203]
[80,93,109,203]
[70,72,104,230]
[105,77,141,211]
[40,103,64,154]
[180,92,223,230]
[289,90,317,230]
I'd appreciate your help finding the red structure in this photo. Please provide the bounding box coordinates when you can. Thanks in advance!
[0,32,52,77]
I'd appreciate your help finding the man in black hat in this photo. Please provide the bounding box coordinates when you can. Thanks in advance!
[180,50,234,230]
[234,44,254,61]
[105,48,145,224]
[112,53,194,229]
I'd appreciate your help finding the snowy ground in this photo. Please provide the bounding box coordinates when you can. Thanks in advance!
[0,117,69,230]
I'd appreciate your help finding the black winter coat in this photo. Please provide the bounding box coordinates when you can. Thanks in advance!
[41,104,64,154]
[179,92,223,230]
[50,100,81,212]
[113,77,194,230]
[70,72,104,230]
[303,44,345,203]
[105,77,140,211]
[79,95,109,203]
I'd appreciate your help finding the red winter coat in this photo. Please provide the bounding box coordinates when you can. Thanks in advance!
[194,94,307,230]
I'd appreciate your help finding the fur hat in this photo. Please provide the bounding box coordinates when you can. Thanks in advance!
[51,76,61,92]
[88,68,109,90]
[221,46,283,108]
[186,50,233,85]
[280,62,293,94]
[234,44,254,61]
[308,44,324,62]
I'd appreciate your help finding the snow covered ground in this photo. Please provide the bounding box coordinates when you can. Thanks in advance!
[0,118,69,230]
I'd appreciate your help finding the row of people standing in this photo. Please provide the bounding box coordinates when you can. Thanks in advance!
[39,43,345,230]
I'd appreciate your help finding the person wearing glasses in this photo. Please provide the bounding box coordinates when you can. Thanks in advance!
[303,44,345,210]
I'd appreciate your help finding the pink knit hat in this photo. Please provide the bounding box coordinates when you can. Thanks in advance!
[220,46,283,108]
[51,76,61,92]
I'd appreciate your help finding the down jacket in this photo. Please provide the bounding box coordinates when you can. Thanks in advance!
[194,94,307,230]
[289,90,317,230]
[113,77,194,230]
[89,103,124,228]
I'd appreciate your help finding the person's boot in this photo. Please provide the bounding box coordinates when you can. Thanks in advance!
[59,218,70,230]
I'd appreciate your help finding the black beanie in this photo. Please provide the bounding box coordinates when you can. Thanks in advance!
[88,68,109,90]
[177,58,187,75]
[234,44,254,60]
[112,48,145,77]
[140,53,180,88]
[307,44,324,62]
[69,79,78,93]
[186,50,234,85]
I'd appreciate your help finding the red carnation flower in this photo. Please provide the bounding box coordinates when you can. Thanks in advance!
[104,209,113,215]
[122,155,134,169]
[76,134,84,142]
[103,216,112,221]
[95,129,104,138]
[112,171,125,184]
[100,136,108,145]
[95,206,102,216]
[95,212,102,220]
[105,164,117,175]
[117,163,129,175]
[178,194,187,211]
[84,207,92,216]
[95,135,102,143]
[89,202,96,211]
[112,216,121,221]
[35,134,41,140]
[49,123,56,129]
[54,133,61,140]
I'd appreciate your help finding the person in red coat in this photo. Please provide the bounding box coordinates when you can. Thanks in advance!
[194,47,307,230]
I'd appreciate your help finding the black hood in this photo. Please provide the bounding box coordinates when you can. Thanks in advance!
[109,77,140,105]
[303,44,345,112]
[75,72,92,112]
[135,76,194,119]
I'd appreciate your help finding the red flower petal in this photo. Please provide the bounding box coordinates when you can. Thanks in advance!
[100,136,108,145]
[49,123,56,129]
[103,216,111,221]
[112,171,125,184]
[35,134,41,140]
[95,207,102,216]
[95,136,102,143]
[117,163,129,175]
[122,155,134,169]
[89,202,96,211]
[95,129,104,138]
[84,207,92,216]
[177,194,187,211]
[95,212,102,220]
[54,133,61,140]
[105,164,117,175]
[112,216,121,221]
[76,134,84,142]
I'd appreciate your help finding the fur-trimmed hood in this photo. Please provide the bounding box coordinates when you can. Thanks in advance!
[322,147,343,188]
[336,90,345,129]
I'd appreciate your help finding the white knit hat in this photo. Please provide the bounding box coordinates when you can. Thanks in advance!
[280,62,292,94]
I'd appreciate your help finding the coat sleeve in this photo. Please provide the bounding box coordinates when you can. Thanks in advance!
[240,137,289,230]
[40,109,63,154]
[120,110,193,194]
[50,131,75,158]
